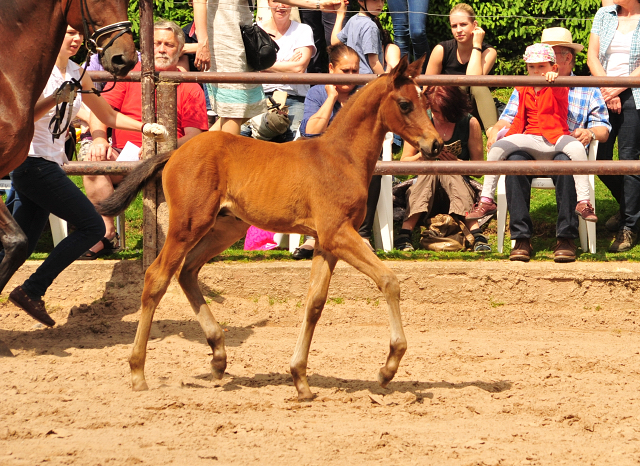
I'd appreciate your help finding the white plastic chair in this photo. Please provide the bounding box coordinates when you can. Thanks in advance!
[372,132,394,251]
[496,141,598,254]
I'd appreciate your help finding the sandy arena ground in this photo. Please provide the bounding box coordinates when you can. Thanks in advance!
[1,259,640,465]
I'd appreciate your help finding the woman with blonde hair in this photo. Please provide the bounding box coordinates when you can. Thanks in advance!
[425,3,498,132]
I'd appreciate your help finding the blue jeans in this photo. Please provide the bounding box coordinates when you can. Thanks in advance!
[387,0,430,62]
[3,157,105,299]
[598,89,640,230]
[505,152,578,240]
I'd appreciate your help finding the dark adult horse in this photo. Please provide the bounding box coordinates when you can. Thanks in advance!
[0,0,137,293]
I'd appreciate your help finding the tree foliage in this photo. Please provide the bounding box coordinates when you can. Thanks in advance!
[425,0,601,75]
[127,0,194,37]
[125,0,602,75]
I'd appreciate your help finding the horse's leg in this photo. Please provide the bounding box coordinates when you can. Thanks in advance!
[130,201,221,391]
[0,199,28,293]
[323,227,406,388]
[177,214,249,380]
[290,247,338,401]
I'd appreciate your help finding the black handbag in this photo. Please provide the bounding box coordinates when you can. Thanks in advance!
[240,23,279,71]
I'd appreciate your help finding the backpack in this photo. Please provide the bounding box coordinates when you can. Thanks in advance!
[419,214,475,252]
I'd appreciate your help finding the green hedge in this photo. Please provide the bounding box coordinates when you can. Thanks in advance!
[126,0,602,75]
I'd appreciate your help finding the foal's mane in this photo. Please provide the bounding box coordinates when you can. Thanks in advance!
[321,74,390,139]
[320,68,417,140]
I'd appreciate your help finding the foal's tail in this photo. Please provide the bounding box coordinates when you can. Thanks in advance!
[97,150,173,217]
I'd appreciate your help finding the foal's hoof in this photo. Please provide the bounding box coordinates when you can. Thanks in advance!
[297,391,317,402]
[132,380,149,391]
[377,367,395,388]
[211,356,227,380]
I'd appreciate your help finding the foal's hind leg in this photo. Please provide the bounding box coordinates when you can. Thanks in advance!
[322,227,406,388]
[130,208,220,391]
[0,200,28,293]
[290,248,338,401]
[178,214,249,380]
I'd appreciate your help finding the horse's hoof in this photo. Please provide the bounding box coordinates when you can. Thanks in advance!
[377,367,394,388]
[132,380,149,391]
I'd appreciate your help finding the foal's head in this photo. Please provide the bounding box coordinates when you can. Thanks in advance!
[381,56,443,157]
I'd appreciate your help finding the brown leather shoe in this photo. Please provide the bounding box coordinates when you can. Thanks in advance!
[9,286,55,327]
[510,239,533,262]
[553,238,577,263]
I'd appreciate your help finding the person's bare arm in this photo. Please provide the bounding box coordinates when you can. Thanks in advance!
[81,74,143,133]
[305,86,339,134]
[282,0,343,12]
[367,53,385,74]
[264,46,314,73]
[385,43,401,72]
[330,1,346,45]
[87,111,113,161]
[193,0,210,70]
[570,126,610,146]
[465,27,485,75]
[400,140,422,161]
[424,44,444,75]
[587,32,606,77]
[177,127,203,147]
[467,117,483,161]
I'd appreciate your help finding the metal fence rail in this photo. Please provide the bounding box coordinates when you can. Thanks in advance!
[89,71,640,88]
[62,160,640,177]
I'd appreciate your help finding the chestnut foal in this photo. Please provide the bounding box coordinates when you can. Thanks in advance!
[100,56,442,400]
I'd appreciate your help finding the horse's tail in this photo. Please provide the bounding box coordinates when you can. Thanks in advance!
[97,150,173,217]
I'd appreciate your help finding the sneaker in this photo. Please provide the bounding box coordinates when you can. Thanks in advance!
[509,239,533,262]
[553,238,577,263]
[474,241,491,252]
[466,200,497,220]
[609,227,638,253]
[473,234,491,252]
[9,286,55,327]
[605,211,622,233]
[394,234,414,252]
[575,201,597,222]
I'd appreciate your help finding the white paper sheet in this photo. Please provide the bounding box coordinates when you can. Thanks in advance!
[115,141,141,162]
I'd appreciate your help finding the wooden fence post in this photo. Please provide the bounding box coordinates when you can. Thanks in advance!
[140,0,157,270]
[155,83,178,251]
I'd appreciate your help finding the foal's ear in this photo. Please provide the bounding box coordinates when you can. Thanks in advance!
[390,54,409,83]
[406,55,426,79]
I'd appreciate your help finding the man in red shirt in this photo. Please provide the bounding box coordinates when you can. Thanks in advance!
[81,20,208,259]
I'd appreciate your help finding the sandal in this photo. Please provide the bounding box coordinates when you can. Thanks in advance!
[77,234,120,261]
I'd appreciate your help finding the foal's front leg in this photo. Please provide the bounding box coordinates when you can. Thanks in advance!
[290,247,338,401]
[325,227,406,388]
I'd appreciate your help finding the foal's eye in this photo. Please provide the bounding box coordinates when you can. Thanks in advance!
[398,100,413,114]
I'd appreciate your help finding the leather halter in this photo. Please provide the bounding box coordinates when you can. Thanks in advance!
[71,0,133,57]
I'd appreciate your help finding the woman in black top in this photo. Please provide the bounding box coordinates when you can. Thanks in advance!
[394,85,489,252]
[425,3,498,132]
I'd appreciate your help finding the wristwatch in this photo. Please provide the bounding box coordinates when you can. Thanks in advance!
[588,129,596,141]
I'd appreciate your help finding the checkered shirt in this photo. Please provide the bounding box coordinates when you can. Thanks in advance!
[591,5,640,109]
